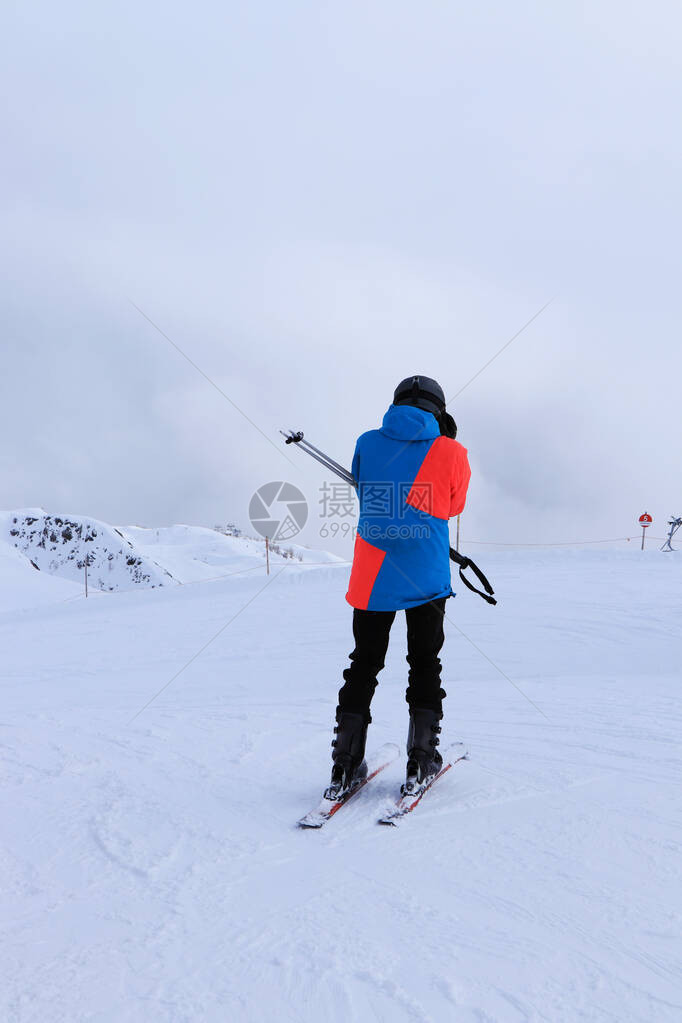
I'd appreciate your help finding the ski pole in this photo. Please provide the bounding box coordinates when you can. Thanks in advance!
[281,430,356,484]
[283,436,355,486]
[280,430,356,488]
[295,441,355,484]
[287,432,355,482]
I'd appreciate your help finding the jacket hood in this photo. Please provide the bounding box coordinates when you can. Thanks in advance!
[380,403,440,442]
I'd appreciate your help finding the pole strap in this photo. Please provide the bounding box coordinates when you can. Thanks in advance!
[449,547,497,605]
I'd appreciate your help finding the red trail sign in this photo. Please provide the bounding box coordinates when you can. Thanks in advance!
[639,512,652,549]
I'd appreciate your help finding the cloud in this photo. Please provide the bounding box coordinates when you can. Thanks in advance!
[2,1,681,551]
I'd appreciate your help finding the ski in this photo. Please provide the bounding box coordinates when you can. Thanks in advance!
[298,742,400,829]
[378,742,469,826]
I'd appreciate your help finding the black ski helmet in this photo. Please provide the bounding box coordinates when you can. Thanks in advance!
[393,375,446,417]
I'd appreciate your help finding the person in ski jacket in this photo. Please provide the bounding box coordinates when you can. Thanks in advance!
[326,375,471,800]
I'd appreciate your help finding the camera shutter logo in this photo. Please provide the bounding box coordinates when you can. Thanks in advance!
[249,482,308,542]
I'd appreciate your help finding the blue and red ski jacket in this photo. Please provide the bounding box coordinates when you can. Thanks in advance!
[346,404,471,612]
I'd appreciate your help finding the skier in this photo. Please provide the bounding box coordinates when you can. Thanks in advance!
[326,375,471,800]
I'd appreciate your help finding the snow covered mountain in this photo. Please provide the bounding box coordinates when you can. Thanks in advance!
[1,509,176,591]
[0,509,341,594]
[2,545,681,1021]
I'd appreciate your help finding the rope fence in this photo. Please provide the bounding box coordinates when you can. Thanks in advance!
[464,536,667,547]
[47,533,674,604]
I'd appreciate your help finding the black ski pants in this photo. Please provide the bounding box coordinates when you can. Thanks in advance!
[337,597,447,723]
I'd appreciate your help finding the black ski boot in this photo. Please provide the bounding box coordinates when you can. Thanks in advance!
[324,711,369,800]
[402,707,443,796]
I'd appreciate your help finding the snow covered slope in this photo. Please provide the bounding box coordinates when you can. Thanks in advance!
[1,510,342,593]
[122,523,341,584]
[2,549,681,1021]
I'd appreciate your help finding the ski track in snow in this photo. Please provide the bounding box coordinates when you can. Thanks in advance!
[1,550,681,1021]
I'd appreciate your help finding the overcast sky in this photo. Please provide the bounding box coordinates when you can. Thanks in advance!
[2,0,681,556]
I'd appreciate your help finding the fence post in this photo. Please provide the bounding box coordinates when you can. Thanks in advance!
[84,555,88,598]
[265,536,270,575]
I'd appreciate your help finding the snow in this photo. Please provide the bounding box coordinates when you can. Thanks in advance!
[0,537,81,613]
[2,532,681,1022]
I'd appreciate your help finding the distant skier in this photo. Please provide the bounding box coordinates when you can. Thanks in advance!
[326,375,471,799]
